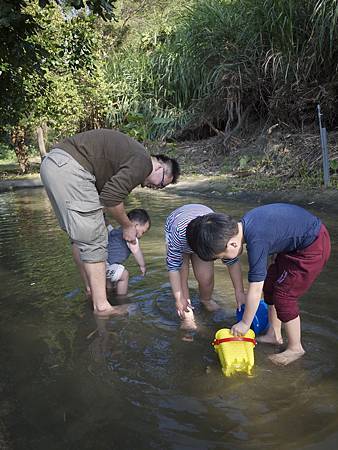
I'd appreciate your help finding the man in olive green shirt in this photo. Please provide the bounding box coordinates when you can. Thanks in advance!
[40,128,180,316]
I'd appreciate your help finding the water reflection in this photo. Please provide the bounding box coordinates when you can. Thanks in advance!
[0,188,337,450]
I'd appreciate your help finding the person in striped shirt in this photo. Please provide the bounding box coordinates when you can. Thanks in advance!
[165,204,220,330]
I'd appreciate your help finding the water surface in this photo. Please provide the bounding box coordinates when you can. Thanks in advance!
[0,188,337,450]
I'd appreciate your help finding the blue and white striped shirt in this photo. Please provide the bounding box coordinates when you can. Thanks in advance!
[164,204,214,271]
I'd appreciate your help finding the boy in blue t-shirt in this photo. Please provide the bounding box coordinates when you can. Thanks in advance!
[106,208,150,295]
[187,203,331,366]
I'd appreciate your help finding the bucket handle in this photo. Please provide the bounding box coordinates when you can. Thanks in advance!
[212,337,256,346]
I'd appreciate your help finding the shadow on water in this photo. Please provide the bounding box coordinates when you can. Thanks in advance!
[0,188,338,450]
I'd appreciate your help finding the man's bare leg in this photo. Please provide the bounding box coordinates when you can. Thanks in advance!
[269,315,305,366]
[72,243,91,296]
[257,305,283,344]
[84,260,127,316]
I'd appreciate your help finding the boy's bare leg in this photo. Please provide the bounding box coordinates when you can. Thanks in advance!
[84,261,127,316]
[116,270,129,296]
[269,315,305,366]
[257,305,283,344]
[72,243,91,296]
[106,278,114,292]
[191,255,219,311]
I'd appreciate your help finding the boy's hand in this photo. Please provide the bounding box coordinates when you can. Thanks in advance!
[139,265,146,276]
[231,320,250,336]
[176,298,193,319]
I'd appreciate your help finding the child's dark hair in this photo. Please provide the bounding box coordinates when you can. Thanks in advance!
[186,213,238,261]
[152,154,180,184]
[127,208,151,228]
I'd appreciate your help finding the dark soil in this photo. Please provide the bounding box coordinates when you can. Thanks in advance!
[161,128,338,186]
[159,127,338,215]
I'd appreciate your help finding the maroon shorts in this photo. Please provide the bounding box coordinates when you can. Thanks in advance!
[263,224,331,323]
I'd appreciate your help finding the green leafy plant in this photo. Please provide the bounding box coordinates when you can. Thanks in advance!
[105,0,338,140]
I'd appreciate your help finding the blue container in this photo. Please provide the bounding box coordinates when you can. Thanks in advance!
[236,299,269,335]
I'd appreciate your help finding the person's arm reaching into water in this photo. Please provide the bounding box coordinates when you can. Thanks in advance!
[128,240,146,276]
[168,269,191,318]
[227,261,246,310]
[231,281,263,336]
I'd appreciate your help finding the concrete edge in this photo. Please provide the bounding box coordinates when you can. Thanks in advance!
[0,176,43,193]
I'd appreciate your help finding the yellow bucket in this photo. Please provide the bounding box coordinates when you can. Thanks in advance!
[212,328,256,377]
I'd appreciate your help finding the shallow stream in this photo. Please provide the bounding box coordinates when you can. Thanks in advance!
[0,188,337,450]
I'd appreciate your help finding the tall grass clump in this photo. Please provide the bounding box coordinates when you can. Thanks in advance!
[106,0,338,139]
[106,2,192,140]
[233,0,338,126]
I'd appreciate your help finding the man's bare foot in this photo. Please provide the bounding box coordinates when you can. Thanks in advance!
[93,304,129,317]
[180,309,197,331]
[256,328,283,345]
[201,299,220,312]
[269,348,305,366]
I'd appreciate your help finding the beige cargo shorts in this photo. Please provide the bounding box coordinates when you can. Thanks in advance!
[40,148,107,262]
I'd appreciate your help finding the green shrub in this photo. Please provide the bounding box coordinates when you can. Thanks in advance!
[106,0,338,139]
[0,143,16,162]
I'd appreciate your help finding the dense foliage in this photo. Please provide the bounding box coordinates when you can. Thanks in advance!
[0,0,337,171]
[108,0,338,140]
[0,0,115,171]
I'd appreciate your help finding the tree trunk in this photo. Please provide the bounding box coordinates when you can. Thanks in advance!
[10,127,30,174]
[36,126,47,159]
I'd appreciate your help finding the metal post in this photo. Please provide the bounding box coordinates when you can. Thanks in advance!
[317,104,330,188]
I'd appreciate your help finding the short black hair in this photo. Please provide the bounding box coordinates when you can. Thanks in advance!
[152,154,180,184]
[186,213,238,261]
[127,208,151,228]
